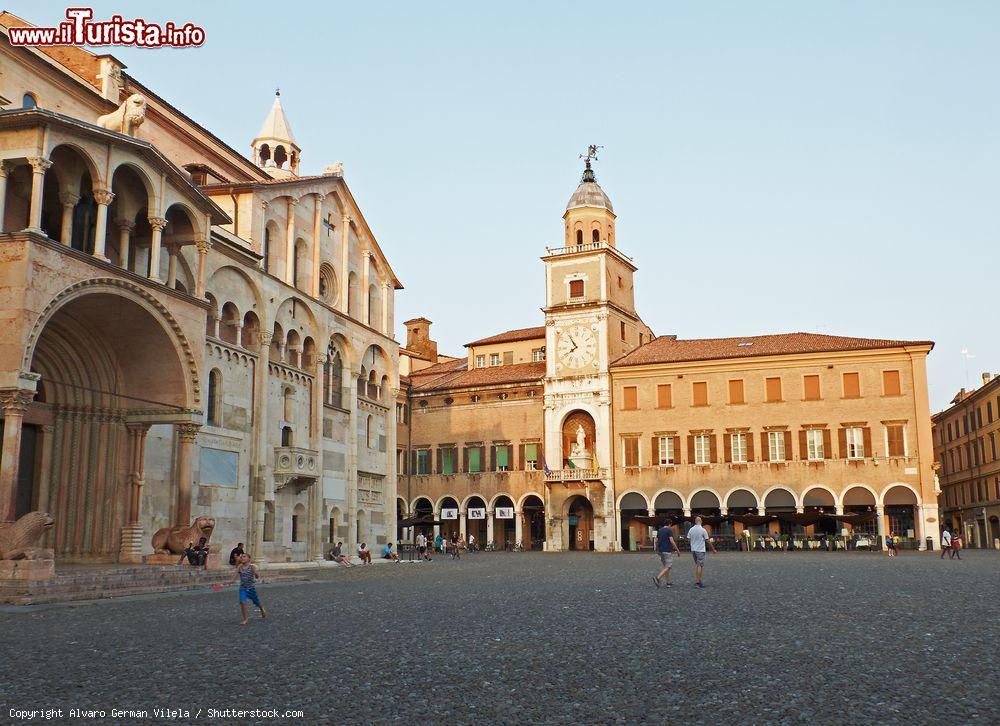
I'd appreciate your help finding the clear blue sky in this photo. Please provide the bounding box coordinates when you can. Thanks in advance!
[14,1,999,410]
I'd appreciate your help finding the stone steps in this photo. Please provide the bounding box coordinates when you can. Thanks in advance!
[0,566,306,605]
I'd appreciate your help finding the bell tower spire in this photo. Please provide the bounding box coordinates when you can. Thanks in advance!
[251,89,301,179]
[563,145,616,248]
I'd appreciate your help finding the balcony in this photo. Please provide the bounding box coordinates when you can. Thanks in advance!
[545,468,609,482]
[273,446,320,490]
[543,240,634,263]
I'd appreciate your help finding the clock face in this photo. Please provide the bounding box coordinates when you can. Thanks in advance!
[557,325,598,369]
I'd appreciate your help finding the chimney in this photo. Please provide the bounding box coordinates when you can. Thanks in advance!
[984,372,993,386]
[403,317,438,363]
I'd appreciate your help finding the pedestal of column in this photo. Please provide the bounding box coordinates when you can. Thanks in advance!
[119,524,145,563]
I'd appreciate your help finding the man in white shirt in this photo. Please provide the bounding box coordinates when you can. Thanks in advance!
[686,517,717,589]
[416,532,431,561]
[468,533,476,552]
[940,527,953,559]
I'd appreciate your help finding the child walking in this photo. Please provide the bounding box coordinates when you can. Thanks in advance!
[237,553,267,625]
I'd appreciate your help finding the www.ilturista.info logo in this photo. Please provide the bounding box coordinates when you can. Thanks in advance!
[8,8,205,48]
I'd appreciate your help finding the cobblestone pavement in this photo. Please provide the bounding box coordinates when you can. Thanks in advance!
[2,551,998,724]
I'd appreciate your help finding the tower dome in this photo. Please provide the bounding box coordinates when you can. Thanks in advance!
[251,90,301,178]
[565,159,613,212]
[562,151,617,248]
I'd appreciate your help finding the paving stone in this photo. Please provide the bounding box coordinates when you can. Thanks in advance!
[0,551,997,723]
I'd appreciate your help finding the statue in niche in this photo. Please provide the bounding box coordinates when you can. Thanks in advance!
[571,424,589,456]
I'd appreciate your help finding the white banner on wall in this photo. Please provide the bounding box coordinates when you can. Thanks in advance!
[441,508,458,520]
[495,507,514,519]
[468,508,485,520]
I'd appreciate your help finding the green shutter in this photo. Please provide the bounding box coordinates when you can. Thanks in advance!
[443,448,454,475]
[497,446,509,469]
[469,447,481,473]
[525,444,538,463]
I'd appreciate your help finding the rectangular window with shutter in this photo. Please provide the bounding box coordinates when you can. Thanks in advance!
[467,446,482,473]
[843,372,861,398]
[569,279,585,298]
[883,370,901,396]
[846,427,865,459]
[623,436,640,467]
[886,425,905,457]
[692,381,708,407]
[416,449,430,475]
[694,434,711,465]
[496,444,511,471]
[440,447,456,475]
[730,432,747,464]
[524,443,538,470]
[765,377,782,402]
[806,429,824,461]
[768,431,786,462]
[803,375,821,401]
[657,436,675,465]
[657,384,672,409]
[622,386,638,410]
[502,351,514,366]
[728,379,745,404]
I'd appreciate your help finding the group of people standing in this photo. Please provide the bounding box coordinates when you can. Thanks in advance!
[414,531,476,560]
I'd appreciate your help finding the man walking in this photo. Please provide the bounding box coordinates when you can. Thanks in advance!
[653,521,680,589]
[940,526,953,559]
[687,517,717,589]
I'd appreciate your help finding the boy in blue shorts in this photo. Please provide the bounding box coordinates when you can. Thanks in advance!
[236,553,267,625]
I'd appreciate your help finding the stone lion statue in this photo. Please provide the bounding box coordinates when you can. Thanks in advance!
[151,516,216,555]
[97,93,147,136]
[0,511,55,560]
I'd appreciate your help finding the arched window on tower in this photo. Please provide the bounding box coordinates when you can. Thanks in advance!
[207,369,222,426]
[576,230,583,246]
[262,226,270,273]
[258,143,271,167]
[592,229,600,243]
[22,92,38,108]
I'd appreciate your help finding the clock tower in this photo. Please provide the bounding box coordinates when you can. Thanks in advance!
[542,150,651,551]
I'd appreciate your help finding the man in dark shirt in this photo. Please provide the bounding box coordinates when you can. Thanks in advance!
[229,542,245,566]
[653,523,680,589]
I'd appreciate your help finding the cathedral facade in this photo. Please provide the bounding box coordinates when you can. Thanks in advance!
[397,158,939,551]
[0,12,399,563]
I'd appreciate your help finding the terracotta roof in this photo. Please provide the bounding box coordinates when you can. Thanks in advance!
[0,12,101,90]
[613,332,934,367]
[465,326,546,348]
[414,361,546,392]
[405,358,468,388]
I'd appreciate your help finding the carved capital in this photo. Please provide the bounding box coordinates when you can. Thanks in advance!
[116,218,135,232]
[257,331,274,349]
[27,157,53,174]
[0,389,35,414]
[260,199,270,211]
[126,422,151,437]
[60,191,81,207]
[195,237,212,254]
[93,188,115,206]
[176,423,200,442]
[341,214,351,224]
[148,216,168,232]
[0,160,13,178]
[287,197,298,209]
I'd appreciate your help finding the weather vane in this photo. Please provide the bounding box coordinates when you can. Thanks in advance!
[580,144,603,163]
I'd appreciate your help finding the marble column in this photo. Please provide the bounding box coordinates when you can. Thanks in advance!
[59,192,80,246]
[0,390,34,522]
[249,332,272,558]
[195,237,211,297]
[166,246,178,288]
[25,157,52,233]
[174,423,200,525]
[311,194,323,298]
[0,161,11,233]
[115,219,134,271]
[120,423,150,562]
[147,216,167,281]
[486,509,495,546]
[876,506,887,550]
[285,197,297,286]
[381,282,391,335]
[91,188,114,261]
[340,214,350,313]
[459,509,468,541]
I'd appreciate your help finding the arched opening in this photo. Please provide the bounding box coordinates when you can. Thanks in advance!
[803,487,838,535]
[592,228,600,243]
[465,495,487,547]
[521,494,545,550]
[22,92,38,108]
[258,143,271,166]
[367,284,379,328]
[241,311,260,349]
[347,271,359,319]
[294,238,308,291]
[492,495,515,549]
[884,485,919,548]
[689,490,724,536]
[263,221,281,273]
[842,486,877,535]
[575,229,583,246]
[204,293,219,337]
[329,506,341,544]
[285,329,301,368]
[567,495,594,551]
[219,302,240,345]
[324,347,344,407]
[726,488,760,544]
[561,410,596,469]
[108,164,153,269]
[26,290,191,561]
[764,488,798,536]
[269,322,283,363]
[356,509,367,545]
[291,503,306,543]
[274,145,288,169]
[654,490,684,520]
[439,496,460,541]
[319,264,337,304]
[619,492,649,551]
[207,368,222,426]
[302,336,316,368]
